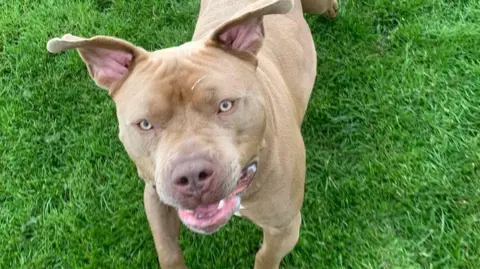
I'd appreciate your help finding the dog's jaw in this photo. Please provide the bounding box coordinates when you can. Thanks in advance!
[177,161,257,234]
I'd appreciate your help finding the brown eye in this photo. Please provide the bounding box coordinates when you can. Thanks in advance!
[219,100,233,113]
[138,120,153,130]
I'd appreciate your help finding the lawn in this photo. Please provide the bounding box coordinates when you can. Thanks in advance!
[1,0,479,268]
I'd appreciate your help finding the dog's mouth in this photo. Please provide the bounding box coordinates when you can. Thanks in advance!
[177,161,258,234]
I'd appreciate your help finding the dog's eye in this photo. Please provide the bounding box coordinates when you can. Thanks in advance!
[219,100,233,113]
[138,120,153,130]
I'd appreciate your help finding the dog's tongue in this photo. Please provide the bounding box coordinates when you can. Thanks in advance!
[190,200,224,219]
[194,202,220,213]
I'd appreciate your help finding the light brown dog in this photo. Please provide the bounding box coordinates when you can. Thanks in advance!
[47,0,338,268]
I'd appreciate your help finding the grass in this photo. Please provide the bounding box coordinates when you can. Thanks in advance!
[1,0,479,268]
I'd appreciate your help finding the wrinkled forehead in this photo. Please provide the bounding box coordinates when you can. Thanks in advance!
[112,43,256,118]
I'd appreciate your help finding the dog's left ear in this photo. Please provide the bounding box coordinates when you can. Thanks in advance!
[209,0,293,56]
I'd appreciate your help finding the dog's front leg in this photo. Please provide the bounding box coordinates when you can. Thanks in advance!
[144,184,188,269]
[254,212,302,269]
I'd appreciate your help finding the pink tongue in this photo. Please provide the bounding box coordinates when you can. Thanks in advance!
[194,202,219,214]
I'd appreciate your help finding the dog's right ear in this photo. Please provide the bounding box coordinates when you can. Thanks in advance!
[47,34,147,92]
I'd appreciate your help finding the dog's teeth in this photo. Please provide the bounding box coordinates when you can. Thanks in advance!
[235,196,241,209]
[247,163,257,174]
[217,199,225,209]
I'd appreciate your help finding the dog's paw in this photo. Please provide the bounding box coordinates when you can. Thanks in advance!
[322,0,339,19]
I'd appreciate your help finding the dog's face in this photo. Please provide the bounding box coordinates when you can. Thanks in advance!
[46,0,293,232]
[115,43,266,233]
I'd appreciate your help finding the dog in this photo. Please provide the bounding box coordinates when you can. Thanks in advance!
[46,0,338,268]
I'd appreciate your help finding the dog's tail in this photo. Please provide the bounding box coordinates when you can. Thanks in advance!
[301,0,334,15]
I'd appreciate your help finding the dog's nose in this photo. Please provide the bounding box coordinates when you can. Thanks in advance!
[171,157,216,193]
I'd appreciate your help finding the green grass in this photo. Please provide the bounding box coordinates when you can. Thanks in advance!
[1,0,479,268]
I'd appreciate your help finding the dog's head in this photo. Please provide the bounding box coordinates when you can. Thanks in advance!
[47,0,293,233]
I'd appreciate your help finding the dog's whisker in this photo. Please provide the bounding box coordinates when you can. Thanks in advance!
[191,75,208,91]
